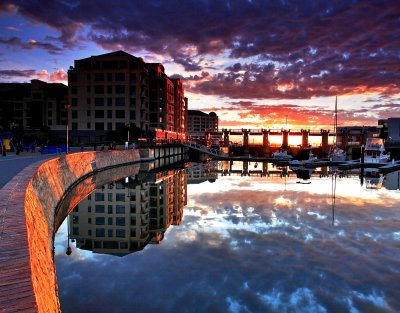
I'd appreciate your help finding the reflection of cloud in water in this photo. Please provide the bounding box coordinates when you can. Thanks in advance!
[55,174,400,312]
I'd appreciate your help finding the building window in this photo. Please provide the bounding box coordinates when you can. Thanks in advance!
[87,86,91,93]
[94,73,104,82]
[115,110,125,118]
[72,110,78,119]
[95,217,105,225]
[94,85,104,94]
[107,110,112,118]
[107,85,112,94]
[108,229,113,237]
[72,227,79,235]
[70,73,77,82]
[107,122,112,130]
[115,193,125,202]
[71,86,77,94]
[87,122,91,129]
[115,98,125,106]
[130,110,136,119]
[72,123,78,130]
[108,193,113,201]
[87,98,91,104]
[95,228,105,237]
[72,216,79,224]
[48,120,52,126]
[95,123,104,130]
[87,110,91,117]
[115,85,125,94]
[130,98,136,107]
[107,73,112,81]
[116,205,125,214]
[116,122,125,130]
[95,97,104,106]
[115,72,125,81]
[120,242,128,249]
[116,217,125,226]
[107,98,112,106]
[95,193,105,201]
[71,98,78,106]
[108,217,113,225]
[116,229,125,238]
[95,110,104,118]
[115,181,125,189]
[108,205,113,214]
[95,204,105,213]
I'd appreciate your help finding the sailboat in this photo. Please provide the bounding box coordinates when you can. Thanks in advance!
[329,96,346,162]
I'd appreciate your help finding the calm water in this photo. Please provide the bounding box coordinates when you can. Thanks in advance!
[55,162,400,313]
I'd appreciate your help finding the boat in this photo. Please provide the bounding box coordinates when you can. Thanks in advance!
[329,96,346,162]
[364,138,390,163]
[364,168,384,189]
[273,151,293,160]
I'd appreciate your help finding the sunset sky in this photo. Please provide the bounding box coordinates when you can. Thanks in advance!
[0,0,399,130]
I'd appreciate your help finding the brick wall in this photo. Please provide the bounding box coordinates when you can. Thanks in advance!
[0,150,140,312]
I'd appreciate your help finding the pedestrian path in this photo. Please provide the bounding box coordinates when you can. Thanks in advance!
[0,152,58,189]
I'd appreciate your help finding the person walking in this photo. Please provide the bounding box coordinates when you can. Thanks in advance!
[2,144,6,157]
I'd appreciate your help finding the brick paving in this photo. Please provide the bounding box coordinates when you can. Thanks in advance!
[0,160,44,312]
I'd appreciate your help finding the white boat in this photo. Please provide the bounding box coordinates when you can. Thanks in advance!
[329,96,346,162]
[364,138,390,163]
[365,168,384,189]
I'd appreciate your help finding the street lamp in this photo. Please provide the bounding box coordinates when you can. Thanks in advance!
[127,123,130,143]
[64,103,71,154]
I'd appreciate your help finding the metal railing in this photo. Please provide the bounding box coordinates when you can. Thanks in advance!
[182,142,227,157]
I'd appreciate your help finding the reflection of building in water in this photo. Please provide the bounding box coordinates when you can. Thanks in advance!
[383,170,400,190]
[186,161,218,184]
[69,169,187,256]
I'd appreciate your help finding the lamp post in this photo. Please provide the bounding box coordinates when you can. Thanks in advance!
[127,123,130,143]
[64,103,71,154]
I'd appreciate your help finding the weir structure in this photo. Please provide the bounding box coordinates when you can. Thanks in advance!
[0,146,186,312]
[206,128,332,153]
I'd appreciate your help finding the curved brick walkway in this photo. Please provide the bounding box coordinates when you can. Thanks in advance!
[0,150,142,312]
[0,160,46,312]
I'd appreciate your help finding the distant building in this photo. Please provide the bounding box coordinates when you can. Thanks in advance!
[0,79,68,132]
[187,110,218,140]
[68,51,187,144]
[386,118,400,141]
[336,126,379,148]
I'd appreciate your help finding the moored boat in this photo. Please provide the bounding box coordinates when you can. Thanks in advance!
[364,138,390,163]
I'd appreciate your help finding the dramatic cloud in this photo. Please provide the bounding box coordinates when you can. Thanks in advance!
[0,68,67,83]
[1,0,399,99]
[0,36,63,54]
[54,171,400,313]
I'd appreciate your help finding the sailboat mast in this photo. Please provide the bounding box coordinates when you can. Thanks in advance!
[334,96,338,146]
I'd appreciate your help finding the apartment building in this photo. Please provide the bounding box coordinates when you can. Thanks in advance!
[67,51,187,144]
[187,110,218,140]
[0,79,68,132]
[67,51,150,144]
[69,169,187,256]
[148,63,175,131]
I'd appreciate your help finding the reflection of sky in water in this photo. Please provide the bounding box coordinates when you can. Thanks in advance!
[55,169,400,313]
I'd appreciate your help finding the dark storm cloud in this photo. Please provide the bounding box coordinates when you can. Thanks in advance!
[4,0,400,98]
[0,69,36,78]
[0,36,63,54]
